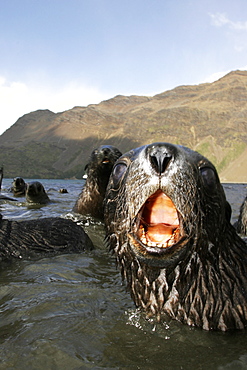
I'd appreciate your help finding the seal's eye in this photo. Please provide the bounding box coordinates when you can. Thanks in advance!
[112,163,127,187]
[200,167,217,190]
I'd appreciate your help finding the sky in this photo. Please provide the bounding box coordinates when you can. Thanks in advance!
[1,0,247,135]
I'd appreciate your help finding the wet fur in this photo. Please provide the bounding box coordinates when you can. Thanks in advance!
[0,215,94,261]
[104,142,247,331]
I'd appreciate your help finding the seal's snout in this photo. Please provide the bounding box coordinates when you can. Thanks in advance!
[101,147,113,164]
[16,178,22,186]
[94,145,122,165]
[148,144,173,175]
[102,147,110,155]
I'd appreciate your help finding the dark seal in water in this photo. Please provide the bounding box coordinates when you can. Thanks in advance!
[235,195,247,236]
[11,177,27,197]
[0,215,94,261]
[104,142,247,331]
[26,181,50,204]
[0,166,3,190]
[73,145,122,219]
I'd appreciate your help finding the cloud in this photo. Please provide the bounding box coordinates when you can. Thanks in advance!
[209,13,247,52]
[0,77,110,135]
[202,65,247,83]
[209,13,247,31]
[202,70,229,83]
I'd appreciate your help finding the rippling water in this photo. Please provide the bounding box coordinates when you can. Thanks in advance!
[0,179,246,370]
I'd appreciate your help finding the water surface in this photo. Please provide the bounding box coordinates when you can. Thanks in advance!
[0,179,246,369]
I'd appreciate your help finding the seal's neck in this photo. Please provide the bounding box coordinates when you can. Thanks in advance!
[119,229,247,331]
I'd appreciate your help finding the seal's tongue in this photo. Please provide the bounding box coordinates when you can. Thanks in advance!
[140,190,179,245]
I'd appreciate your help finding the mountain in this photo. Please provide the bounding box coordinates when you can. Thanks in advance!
[0,70,247,182]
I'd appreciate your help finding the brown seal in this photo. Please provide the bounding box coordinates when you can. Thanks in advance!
[104,142,247,331]
[0,214,94,261]
[73,145,122,219]
[26,181,50,204]
[11,177,27,197]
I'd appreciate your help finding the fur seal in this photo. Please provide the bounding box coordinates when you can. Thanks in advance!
[0,214,94,261]
[104,142,247,331]
[59,188,68,193]
[0,166,3,190]
[235,195,247,235]
[11,177,27,197]
[26,181,50,204]
[73,145,122,219]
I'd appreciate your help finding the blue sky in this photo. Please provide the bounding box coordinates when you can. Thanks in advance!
[1,0,247,134]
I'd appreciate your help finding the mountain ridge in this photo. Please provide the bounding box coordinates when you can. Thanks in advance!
[0,70,246,182]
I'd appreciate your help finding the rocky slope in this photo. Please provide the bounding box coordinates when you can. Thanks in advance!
[0,70,246,181]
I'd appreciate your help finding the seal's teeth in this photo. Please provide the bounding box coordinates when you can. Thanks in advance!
[157,243,164,248]
[140,231,147,245]
[147,241,157,247]
[138,223,181,249]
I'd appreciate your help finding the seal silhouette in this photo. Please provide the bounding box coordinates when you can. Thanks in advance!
[235,195,247,235]
[11,177,27,197]
[104,142,247,331]
[0,166,3,190]
[26,181,50,204]
[73,145,122,219]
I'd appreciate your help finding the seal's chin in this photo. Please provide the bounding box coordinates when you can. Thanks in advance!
[129,190,187,263]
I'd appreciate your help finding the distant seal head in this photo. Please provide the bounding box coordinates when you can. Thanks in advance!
[26,181,50,204]
[11,177,27,197]
[73,145,122,219]
[59,188,68,194]
[235,195,247,235]
[104,142,247,331]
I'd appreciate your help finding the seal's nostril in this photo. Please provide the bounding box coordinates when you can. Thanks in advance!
[162,155,172,173]
[150,155,158,172]
[150,153,172,175]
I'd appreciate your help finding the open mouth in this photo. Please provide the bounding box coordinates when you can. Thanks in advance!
[132,190,183,253]
[102,158,110,164]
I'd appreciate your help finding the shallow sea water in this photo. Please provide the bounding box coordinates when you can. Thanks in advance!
[0,179,246,370]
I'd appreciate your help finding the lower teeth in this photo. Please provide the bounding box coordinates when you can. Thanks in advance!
[139,225,179,248]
